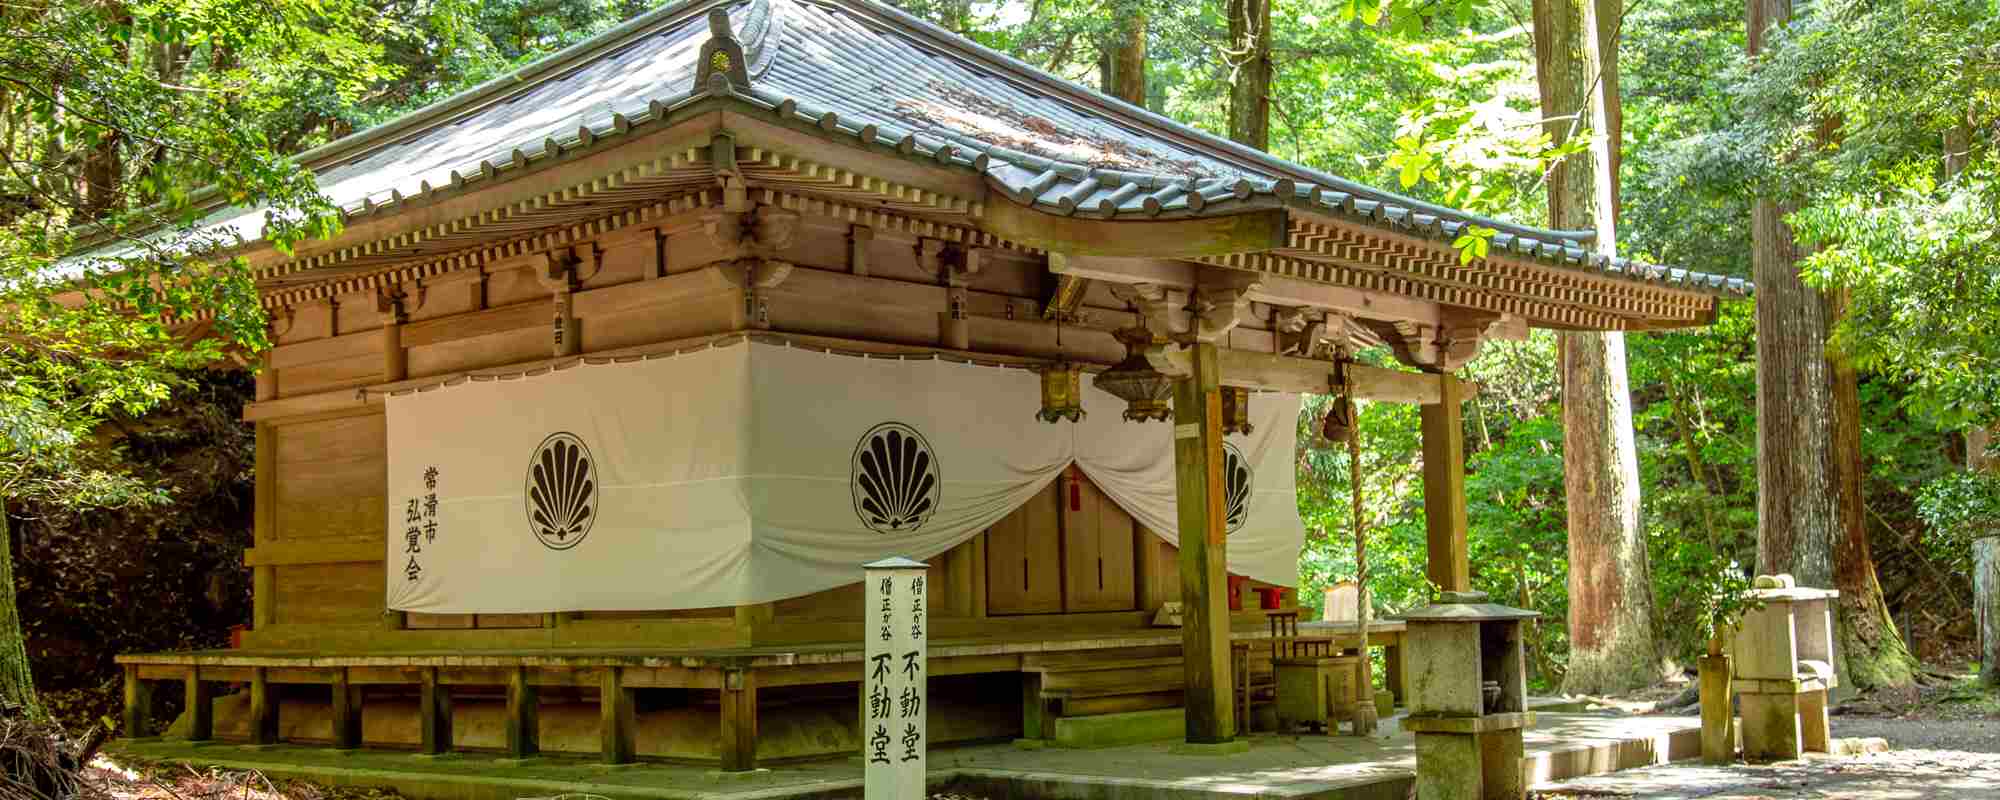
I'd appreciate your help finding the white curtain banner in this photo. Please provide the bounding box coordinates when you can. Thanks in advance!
[385,339,1304,613]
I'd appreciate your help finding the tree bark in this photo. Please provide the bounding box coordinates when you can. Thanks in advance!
[1099,7,1148,107]
[1534,0,1661,695]
[0,508,39,717]
[1746,0,1836,591]
[1747,0,1915,689]
[1226,0,1272,149]
[1830,304,1916,688]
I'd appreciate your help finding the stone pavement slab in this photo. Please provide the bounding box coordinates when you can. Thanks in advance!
[1531,748,2000,799]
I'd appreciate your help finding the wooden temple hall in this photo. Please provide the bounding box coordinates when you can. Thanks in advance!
[114,0,1747,772]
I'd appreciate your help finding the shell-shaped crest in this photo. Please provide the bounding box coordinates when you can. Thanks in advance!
[851,422,941,534]
[1222,441,1252,535]
[525,432,597,550]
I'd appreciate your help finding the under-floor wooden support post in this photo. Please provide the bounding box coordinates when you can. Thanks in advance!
[1420,374,1470,593]
[1020,672,1047,740]
[1698,654,1733,763]
[507,667,540,759]
[720,668,758,772]
[330,668,360,750]
[122,666,152,738]
[418,667,451,755]
[249,667,278,745]
[1173,341,1236,744]
[183,668,212,742]
[600,667,635,764]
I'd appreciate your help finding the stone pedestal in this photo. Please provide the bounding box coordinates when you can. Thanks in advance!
[1730,574,1838,763]
[1397,591,1538,800]
[1273,654,1358,733]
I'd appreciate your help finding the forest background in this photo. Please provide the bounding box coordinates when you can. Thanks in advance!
[6,0,1996,726]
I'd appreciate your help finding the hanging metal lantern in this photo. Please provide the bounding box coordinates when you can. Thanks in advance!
[1093,328,1174,422]
[1035,362,1086,423]
[1220,386,1255,436]
[1321,392,1356,443]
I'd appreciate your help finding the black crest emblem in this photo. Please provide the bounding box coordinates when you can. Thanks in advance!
[1222,441,1252,534]
[851,422,940,534]
[526,432,596,550]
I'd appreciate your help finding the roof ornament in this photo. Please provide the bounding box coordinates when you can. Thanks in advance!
[695,5,752,94]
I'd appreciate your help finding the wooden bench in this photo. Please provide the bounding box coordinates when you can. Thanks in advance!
[1019,646,1184,740]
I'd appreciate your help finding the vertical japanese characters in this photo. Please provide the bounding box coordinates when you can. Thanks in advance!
[864,560,926,800]
[405,466,441,582]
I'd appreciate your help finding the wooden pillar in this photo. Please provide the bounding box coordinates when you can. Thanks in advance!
[600,667,635,764]
[1172,341,1236,744]
[122,666,152,738]
[330,668,360,750]
[1420,374,1471,593]
[184,668,212,742]
[719,668,758,772]
[1698,654,1733,763]
[1020,672,1048,741]
[507,667,540,759]
[249,667,278,745]
[733,602,774,646]
[418,667,452,755]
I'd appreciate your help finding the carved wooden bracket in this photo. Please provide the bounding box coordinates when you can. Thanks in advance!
[1108,282,1181,342]
[267,305,297,341]
[1369,308,1500,372]
[375,281,425,326]
[1191,271,1263,343]
[703,205,799,262]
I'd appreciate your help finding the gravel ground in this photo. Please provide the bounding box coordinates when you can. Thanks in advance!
[1828,715,2000,754]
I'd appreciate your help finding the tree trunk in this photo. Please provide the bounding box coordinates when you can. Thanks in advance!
[1099,7,1147,106]
[1226,0,1271,148]
[1830,304,1916,688]
[0,508,39,718]
[1534,0,1661,695]
[1746,0,1835,591]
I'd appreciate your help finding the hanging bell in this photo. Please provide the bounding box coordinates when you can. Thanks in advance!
[1321,394,1356,443]
[1219,386,1254,436]
[1035,362,1086,423]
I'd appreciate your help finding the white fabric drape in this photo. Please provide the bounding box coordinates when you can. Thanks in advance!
[385,339,1302,613]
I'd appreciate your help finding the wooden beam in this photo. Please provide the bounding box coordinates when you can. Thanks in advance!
[985,201,1287,258]
[418,667,452,755]
[600,666,635,764]
[1173,342,1236,743]
[1420,374,1471,592]
[184,668,213,742]
[330,668,360,749]
[122,666,152,738]
[1156,347,1470,404]
[244,536,382,567]
[507,666,540,759]
[719,668,758,771]
[249,667,278,746]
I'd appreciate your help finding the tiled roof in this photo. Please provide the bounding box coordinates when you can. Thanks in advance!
[105,0,1751,298]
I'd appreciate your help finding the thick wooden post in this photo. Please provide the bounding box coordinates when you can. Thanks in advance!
[600,667,635,764]
[1420,374,1471,593]
[720,668,758,771]
[330,668,360,750]
[1698,654,1733,763]
[418,667,451,756]
[249,667,278,745]
[507,667,540,759]
[184,668,212,742]
[122,666,152,738]
[1020,672,1047,741]
[1173,341,1236,744]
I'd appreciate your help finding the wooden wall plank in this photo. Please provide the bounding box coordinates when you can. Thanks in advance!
[274,563,385,626]
[986,482,1063,615]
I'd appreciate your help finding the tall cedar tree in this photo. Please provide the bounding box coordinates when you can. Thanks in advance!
[1226,0,1272,148]
[1533,0,1663,693]
[1100,4,1147,106]
[1745,0,1915,689]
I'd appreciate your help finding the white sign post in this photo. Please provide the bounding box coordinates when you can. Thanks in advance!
[863,557,928,800]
